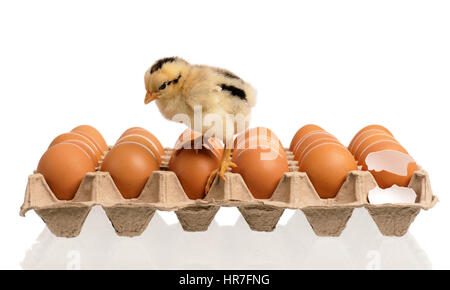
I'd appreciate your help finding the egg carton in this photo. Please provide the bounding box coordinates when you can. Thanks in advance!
[20,149,437,238]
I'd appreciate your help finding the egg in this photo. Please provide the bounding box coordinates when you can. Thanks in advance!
[37,142,96,200]
[100,142,159,199]
[353,133,397,161]
[72,125,108,154]
[232,140,289,199]
[299,142,357,198]
[49,132,103,162]
[120,127,165,157]
[358,140,418,188]
[348,124,392,152]
[289,124,324,152]
[174,129,224,160]
[116,134,162,164]
[60,140,98,167]
[234,127,280,148]
[293,131,338,159]
[169,145,221,199]
[294,137,341,163]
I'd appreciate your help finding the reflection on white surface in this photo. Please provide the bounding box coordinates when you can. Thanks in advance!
[21,207,431,270]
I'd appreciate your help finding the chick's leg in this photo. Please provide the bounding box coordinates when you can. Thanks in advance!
[205,148,236,193]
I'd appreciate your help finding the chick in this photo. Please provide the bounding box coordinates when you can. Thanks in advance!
[144,57,256,192]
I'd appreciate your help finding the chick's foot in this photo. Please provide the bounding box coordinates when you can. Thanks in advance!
[204,148,236,193]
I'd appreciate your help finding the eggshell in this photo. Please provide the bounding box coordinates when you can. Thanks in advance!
[358,140,407,166]
[37,142,96,200]
[72,125,108,153]
[169,147,220,199]
[174,129,224,160]
[293,131,338,158]
[60,140,98,167]
[299,143,357,199]
[353,133,398,161]
[49,132,103,162]
[234,127,280,148]
[348,125,393,152]
[359,140,418,189]
[294,137,341,163]
[100,142,159,199]
[120,127,165,157]
[116,134,162,164]
[232,146,289,199]
[289,124,324,151]
[233,135,285,163]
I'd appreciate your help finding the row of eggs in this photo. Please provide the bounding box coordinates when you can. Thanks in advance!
[36,124,418,201]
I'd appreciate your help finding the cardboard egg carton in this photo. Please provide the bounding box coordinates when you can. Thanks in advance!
[20,148,437,238]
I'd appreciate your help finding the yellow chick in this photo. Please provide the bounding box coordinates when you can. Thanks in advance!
[144,57,257,192]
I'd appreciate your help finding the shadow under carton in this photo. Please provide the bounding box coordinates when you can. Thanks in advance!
[20,149,437,238]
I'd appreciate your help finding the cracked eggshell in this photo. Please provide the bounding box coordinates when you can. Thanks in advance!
[360,140,418,188]
[37,142,96,200]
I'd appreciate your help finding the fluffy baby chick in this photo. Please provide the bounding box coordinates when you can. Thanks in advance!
[144,57,256,192]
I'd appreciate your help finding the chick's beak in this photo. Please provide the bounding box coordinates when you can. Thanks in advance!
[144,91,159,104]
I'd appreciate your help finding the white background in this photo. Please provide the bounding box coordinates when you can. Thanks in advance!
[0,0,449,269]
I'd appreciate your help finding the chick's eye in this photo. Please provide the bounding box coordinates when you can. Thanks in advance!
[159,83,166,90]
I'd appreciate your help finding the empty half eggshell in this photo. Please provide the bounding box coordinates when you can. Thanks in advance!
[232,146,288,199]
[169,147,220,199]
[37,142,96,200]
[299,142,357,199]
[49,132,103,162]
[100,142,159,199]
[72,125,108,154]
[359,140,418,188]
[120,127,165,157]
[289,124,324,152]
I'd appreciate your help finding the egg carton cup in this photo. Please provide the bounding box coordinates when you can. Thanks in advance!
[20,149,437,238]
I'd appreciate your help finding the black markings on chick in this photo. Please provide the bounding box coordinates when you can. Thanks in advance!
[220,84,246,100]
[150,57,177,74]
[214,68,241,80]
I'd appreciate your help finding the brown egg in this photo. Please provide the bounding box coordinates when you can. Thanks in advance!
[289,124,324,152]
[299,143,357,198]
[349,129,391,154]
[116,134,162,164]
[348,125,393,152]
[359,140,418,188]
[294,137,341,163]
[60,140,98,167]
[353,133,397,161]
[72,125,108,154]
[293,131,338,158]
[169,147,220,199]
[234,127,280,148]
[120,127,165,157]
[49,132,103,162]
[232,145,289,199]
[37,143,96,200]
[233,135,285,163]
[100,142,159,199]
